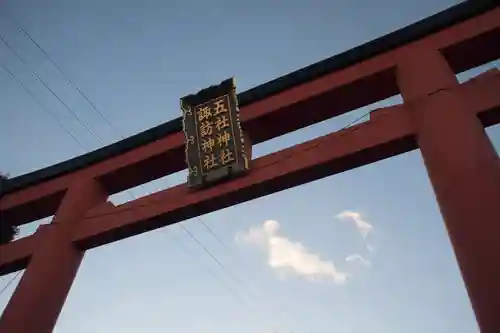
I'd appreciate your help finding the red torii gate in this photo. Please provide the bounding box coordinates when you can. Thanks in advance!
[0,2,499,332]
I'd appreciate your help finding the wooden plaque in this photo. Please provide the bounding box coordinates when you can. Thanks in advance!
[181,78,249,188]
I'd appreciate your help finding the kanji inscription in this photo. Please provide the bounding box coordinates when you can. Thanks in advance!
[181,78,249,188]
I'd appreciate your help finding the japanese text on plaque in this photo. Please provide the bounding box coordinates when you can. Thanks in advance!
[195,95,237,174]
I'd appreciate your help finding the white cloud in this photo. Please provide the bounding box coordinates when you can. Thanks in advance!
[345,254,372,268]
[366,244,376,253]
[236,220,348,284]
[336,211,373,240]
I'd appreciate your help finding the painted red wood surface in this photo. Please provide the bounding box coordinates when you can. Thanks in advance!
[0,5,499,333]
[1,6,498,226]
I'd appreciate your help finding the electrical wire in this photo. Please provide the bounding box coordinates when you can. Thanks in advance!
[0,18,303,332]
[0,271,22,297]
[124,191,290,332]
[167,226,294,333]
[0,33,104,144]
[193,218,303,333]
[3,9,125,140]
[167,226,246,304]
[0,24,139,201]
[81,109,373,219]
[0,64,88,151]
[1,15,372,331]
[186,109,371,333]
[0,60,257,326]
[107,110,372,332]
[179,221,300,333]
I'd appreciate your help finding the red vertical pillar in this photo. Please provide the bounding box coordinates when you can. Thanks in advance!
[397,48,500,333]
[0,178,108,333]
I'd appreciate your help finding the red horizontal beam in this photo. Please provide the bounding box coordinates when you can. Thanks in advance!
[74,106,416,249]
[1,7,499,227]
[72,71,500,249]
[0,230,41,275]
[1,71,499,274]
[464,69,500,126]
[0,108,411,274]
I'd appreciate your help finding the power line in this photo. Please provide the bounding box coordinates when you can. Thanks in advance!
[4,10,124,139]
[193,218,302,333]
[2,18,295,331]
[1,14,371,331]
[178,223,292,333]
[166,227,280,332]
[0,29,137,201]
[81,109,374,219]
[123,194,288,331]
[0,18,283,332]
[74,108,371,333]
[168,228,246,304]
[173,111,372,333]
[0,271,22,298]
[118,192,285,331]
[0,63,88,151]
[0,33,105,144]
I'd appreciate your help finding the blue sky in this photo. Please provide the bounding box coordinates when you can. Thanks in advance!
[0,0,499,332]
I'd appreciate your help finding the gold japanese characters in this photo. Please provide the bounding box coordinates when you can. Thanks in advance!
[181,78,249,188]
[197,95,235,172]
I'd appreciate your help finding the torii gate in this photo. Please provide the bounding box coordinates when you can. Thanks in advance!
[1,2,499,332]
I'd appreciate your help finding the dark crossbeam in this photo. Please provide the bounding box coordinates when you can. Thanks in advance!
[1,68,499,275]
[3,1,498,196]
[1,3,499,227]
